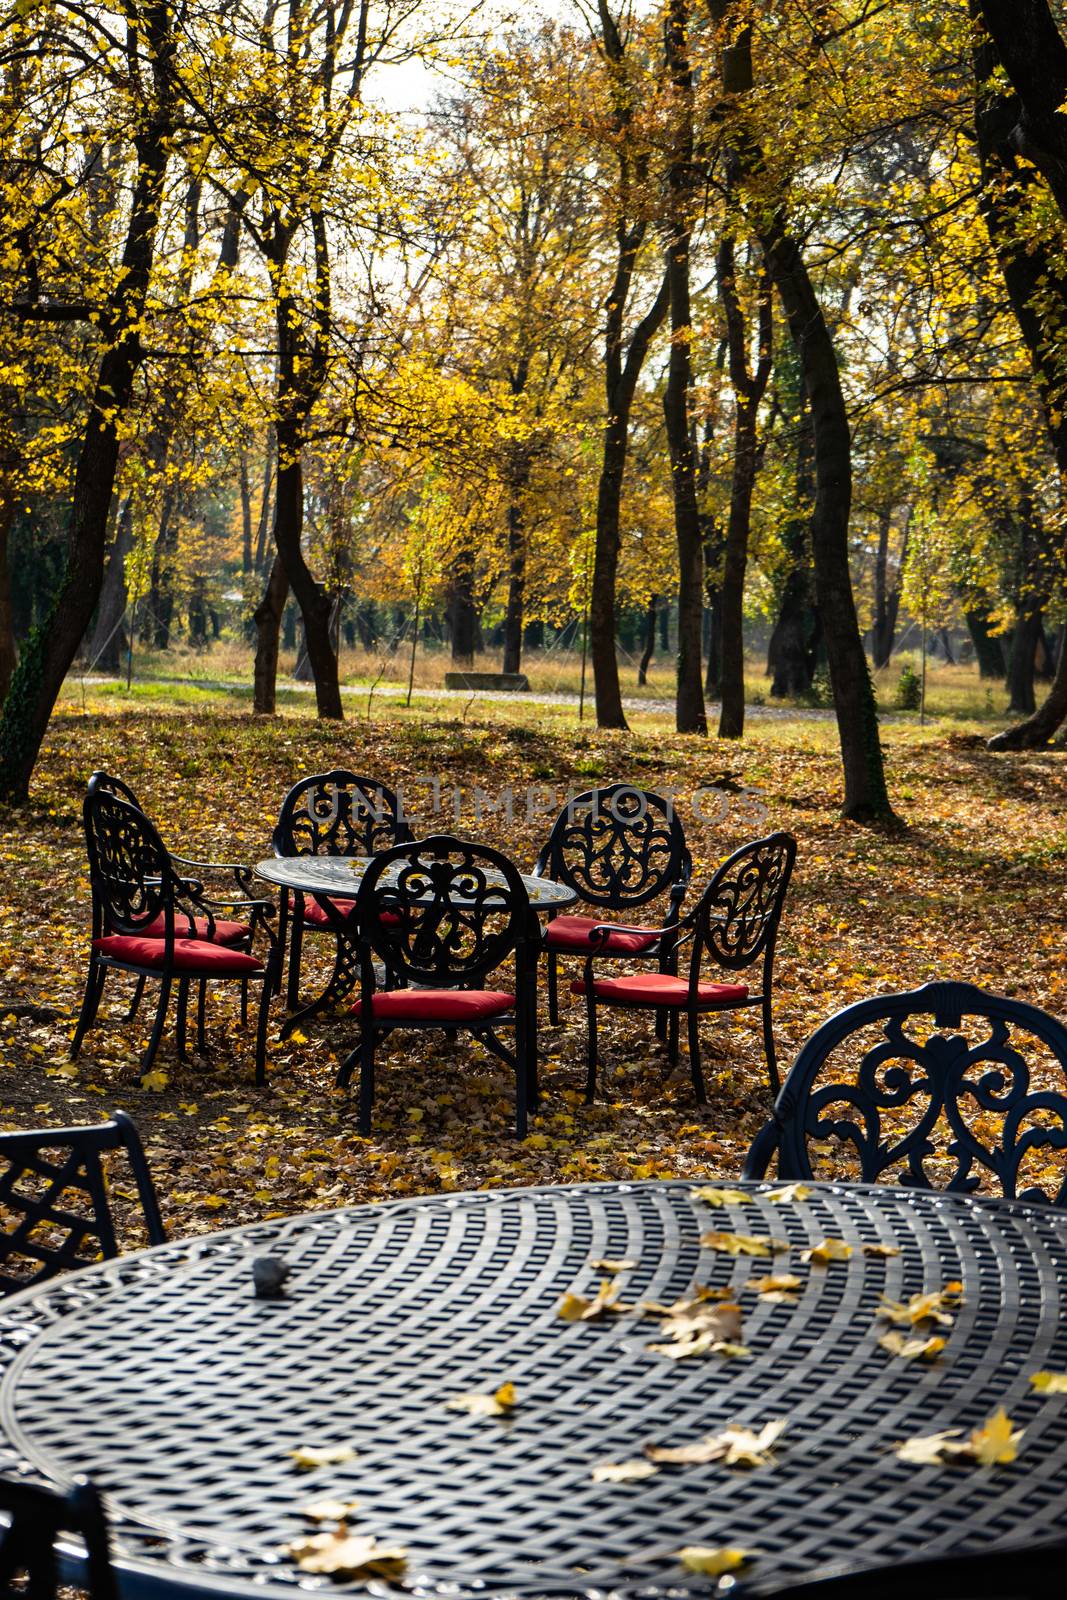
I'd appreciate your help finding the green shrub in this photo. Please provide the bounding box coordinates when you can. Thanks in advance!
[896,662,922,711]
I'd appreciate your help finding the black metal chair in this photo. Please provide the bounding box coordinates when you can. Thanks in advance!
[533,784,692,1026]
[87,771,266,1027]
[728,1533,1067,1598]
[74,788,278,1081]
[744,981,1067,1204]
[337,835,539,1137]
[572,832,796,1105]
[272,770,414,1011]
[0,1112,164,1292]
[0,1475,116,1600]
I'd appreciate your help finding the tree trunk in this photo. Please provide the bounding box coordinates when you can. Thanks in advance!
[0,72,172,802]
[502,446,530,676]
[871,507,903,670]
[768,397,817,697]
[1006,607,1043,713]
[86,496,133,674]
[294,623,314,681]
[254,439,274,574]
[0,493,16,705]
[966,606,1007,678]
[973,5,1067,746]
[638,594,658,686]
[239,449,253,574]
[253,555,289,714]
[759,214,892,819]
[663,0,706,736]
[273,423,342,719]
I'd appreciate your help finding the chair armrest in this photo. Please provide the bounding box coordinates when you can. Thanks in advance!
[741,1118,781,1179]
[170,852,251,874]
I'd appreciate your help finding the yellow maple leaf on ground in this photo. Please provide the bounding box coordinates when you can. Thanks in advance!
[590,1458,658,1483]
[800,1237,852,1264]
[692,1185,753,1206]
[446,1381,516,1417]
[677,1546,751,1576]
[558,1278,629,1320]
[1030,1370,1067,1394]
[700,1229,787,1257]
[283,1530,407,1580]
[289,1443,358,1470]
[141,1069,168,1092]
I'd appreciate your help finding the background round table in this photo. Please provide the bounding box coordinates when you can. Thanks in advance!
[255,856,578,1035]
[2,1179,1067,1599]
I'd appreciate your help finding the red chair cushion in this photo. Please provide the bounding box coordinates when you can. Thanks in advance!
[301,894,357,926]
[141,913,249,944]
[545,915,660,954]
[571,972,748,1008]
[301,897,401,928]
[93,936,264,974]
[354,990,515,1023]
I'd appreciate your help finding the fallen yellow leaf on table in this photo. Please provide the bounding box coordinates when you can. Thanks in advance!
[591,1458,658,1483]
[767,1183,812,1203]
[302,1499,361,1522]
[1030,1370,1067,1394]
[878,1285,962,1328]
[748,1272,803,1304]
[800,1238,852,1264]
[589,1257,636,1272]
[283,1530,407,1580]
[646,1296,746,1361]
[896,1408,1022,1468]
[638,1286,734,1317]
[676,1546,751,1576]
[289,1443,358,1470]
[559,1278,630,1321]
[878,1330,946,1362]
[692,1185,753,1206]
[648,1419,785,1469]
[446,1381,517,1417]
[700,1230,787,1257]
[862,1243,902,1258]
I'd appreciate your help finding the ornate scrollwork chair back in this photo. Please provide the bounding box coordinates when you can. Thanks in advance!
[338,836,538,1137]
[272,771,414,1010]
[0,1112,165,1293]
[690,829,797,977]
[536,784,690,909]
[82,787,171,941]
[744,982,1067,1205]
[535,785,692,1025]
[0,1475,117,1600]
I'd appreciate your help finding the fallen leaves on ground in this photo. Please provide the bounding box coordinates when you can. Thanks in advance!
[700,1229,788,1257]
[283,1529,408,1580]
[896,1408,1022,1467]
[446,1381,517,1417]
[289,1443,358,1470]
[647,1419,785,1468]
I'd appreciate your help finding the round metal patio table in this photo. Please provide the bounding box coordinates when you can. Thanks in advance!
[3,1179,1067,1599]
[254,857,578,1037]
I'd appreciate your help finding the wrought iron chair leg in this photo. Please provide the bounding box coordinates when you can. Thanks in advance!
[762,994,780,1098]
[358,1030,376,1134]
[125,974,146,1023]
[547,952,559,1025]
[254,973,272,1086]
[336,1037,359,1089]
[286,909,305,1012]
[71,962,107,1059]
[527,979,540,1109]
[140,974,172,1076]
[687,1009,707,1105]
[197,980,207,1052]
[274,892,290,996]
[654,1005,667,1042]
[240,977,248,1029]
[667,1008,679,1067]
[514,1021,529,1141]
[584,989,599,1103]
[175,978,189,1060]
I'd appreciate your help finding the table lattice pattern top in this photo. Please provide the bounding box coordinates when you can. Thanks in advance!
[2,1181,1067,1600]
[255,857,578,910]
